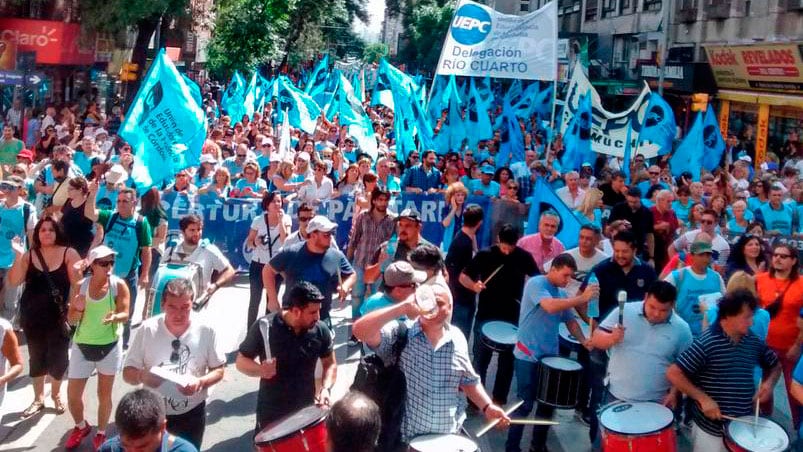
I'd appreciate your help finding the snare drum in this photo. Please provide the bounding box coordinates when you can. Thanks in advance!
[149,263,203,316]
[255,405,328,452]
[724,416,789,452]
[558,321,590,355]
[600,402,677,452]
[408,434,478,452]
[481,321,518,353]
[536,356,583,408]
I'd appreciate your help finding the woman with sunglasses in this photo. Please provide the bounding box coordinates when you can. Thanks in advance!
[35,125,58,160]
[233,161,267,199]
[755,244,803,427]
[63,246,130,449]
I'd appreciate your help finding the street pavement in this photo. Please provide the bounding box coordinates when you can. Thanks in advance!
[0,274,796,451]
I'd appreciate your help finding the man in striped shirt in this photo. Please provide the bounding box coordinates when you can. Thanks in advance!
[667,290,781,452]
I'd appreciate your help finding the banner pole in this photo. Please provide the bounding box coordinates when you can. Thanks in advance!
[545,78,558,156]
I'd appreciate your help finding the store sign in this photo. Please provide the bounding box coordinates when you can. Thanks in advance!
[704,43,803,92]
[0,36,17,70]
[0,18,94,65]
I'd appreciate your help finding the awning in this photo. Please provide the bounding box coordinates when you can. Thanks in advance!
[717,89,803,109]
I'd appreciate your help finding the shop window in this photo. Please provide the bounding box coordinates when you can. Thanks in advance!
[768,105,803,160]
[728,102,758,156]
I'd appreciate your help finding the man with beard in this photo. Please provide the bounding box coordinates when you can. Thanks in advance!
[364,208,433,283]
[236,282,337,431]
[162,214,235,298]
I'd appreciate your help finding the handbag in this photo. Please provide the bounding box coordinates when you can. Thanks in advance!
[33,248,72,338]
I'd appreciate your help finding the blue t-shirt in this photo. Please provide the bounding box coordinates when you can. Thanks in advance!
[360,293,397,316]
[755,202,796,235]
[573,209,603,230]
[95,185,120,211]
[469,179,500,197]
[514,275,573,362]
[98,210,152,277]
[672,199,692,224]
[235,178,267,195]
[73,152,94,176]
[0,202,31,269]
[99,434,198,452]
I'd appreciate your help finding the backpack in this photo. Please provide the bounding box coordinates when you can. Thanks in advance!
[350,321,409,450]
[105,212,147,274]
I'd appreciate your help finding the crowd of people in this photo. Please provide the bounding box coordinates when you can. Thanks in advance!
[0,78,803,452]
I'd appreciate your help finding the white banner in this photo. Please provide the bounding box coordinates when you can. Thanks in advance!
[559,62,659,158]
[435,0,557,81]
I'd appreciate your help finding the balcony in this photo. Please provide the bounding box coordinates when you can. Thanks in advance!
[677,7,698,22]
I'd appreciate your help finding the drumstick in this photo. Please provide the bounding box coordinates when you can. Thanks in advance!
[509,419,560,426]
[475,400,524,437]
[754,398,760,437]
[720,415,770,427]
[483,264,504,285]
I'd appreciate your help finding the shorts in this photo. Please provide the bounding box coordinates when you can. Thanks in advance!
[68,341,123,379]
[26,328,69,379]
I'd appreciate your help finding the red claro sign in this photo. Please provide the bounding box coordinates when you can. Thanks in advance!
[0,18,94,65]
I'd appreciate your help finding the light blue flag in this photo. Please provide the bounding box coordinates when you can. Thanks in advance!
[327,72,378,159]
[276,77,322,134]
[243,73,258,120]
[701,105,726,171]
[181,74,203,109]
[561,91,593,171]
[371,63,395,109]
[121,49,207,192]
[525,178,583,249]
[639,92,677,157]
[314,70,340,111]
[351,69,364,103]
[427,75,447,121]
[670,111,704,181]
[221,70,246,123]
[466,78,493,149]
[531,83,553,120]
[305,54,329,96]
[498,101,524,167]
[622,123,633,184]
[476,75,494,104]
[439,75,466,153]
[514,82,541,120]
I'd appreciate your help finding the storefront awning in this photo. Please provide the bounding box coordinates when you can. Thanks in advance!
[717,89,803,108]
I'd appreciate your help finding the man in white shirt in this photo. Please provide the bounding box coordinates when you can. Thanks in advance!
[668,209,731,271]
[556,171,585,209]
[123,278,225,450]
[162,214,235,298]
[545,224,608,298]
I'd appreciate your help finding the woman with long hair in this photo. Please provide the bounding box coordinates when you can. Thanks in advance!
[244,192,291,329]
[60,177,96,257]
[574,188,604,230]
[271,161,305,197]
[755,244,803,427]
[64,246,130,449]
[8,216,81,419]
[334,164,361,197]
[140,187,168,284]
[748,179,771,212]
[725,234,768,279]
[234,161,267,199]
[442,182,469,251]
[709,194,729,227]
[495,167,514,198]
[199,167,233,198]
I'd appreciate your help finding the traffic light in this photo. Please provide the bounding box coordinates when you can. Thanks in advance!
[120,62,139,82]
[691,93,709,112]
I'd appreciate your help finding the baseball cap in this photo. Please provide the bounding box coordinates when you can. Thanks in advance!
[738,155,753,164]
[262,137,274,146]
[306,215,338,234]
[200,154,218,165]
[16,149,33,161]
[297,152,311,162]
[690,241,713,255]
[581,162,592,167]
[94,128,109,138]
[86,245,118,266]
[383,261,427,288]
[0,176,23,189]
[481,164,495,175]
[398,208,422,223]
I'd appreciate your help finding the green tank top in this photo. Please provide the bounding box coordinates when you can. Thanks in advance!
[74,277,120,345]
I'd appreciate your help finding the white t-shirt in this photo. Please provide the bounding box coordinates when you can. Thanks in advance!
[544,247,609,296]
[164,239,231,287]
[250,214,291,264]
[297,177,334,205]
[124,315,225,415]
[672,229,731,267]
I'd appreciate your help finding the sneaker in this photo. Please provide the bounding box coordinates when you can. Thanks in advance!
[65,424,92,449]
[92,432,107,450]
[347,335,360,347]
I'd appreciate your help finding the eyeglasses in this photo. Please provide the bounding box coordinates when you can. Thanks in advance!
[649,172,660,176]
[700,219,715,225]
[508,185,518,190]
[299,216,314,222]
[0,183,17,191]
[170,339,181,363]
[237,154,247,158]
[773,253,794,259]
[465,153,473,156]
[95,259,115,268]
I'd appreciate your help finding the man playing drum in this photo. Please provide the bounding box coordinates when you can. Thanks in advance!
[590,281,692,407]
[236,281,337,432]
[506,253,597,452]
[353,283,509,451]
[162,214,235,298]
[667,290,782,452]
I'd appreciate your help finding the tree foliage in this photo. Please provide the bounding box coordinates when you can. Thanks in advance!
[363,43,388,64]
[397,0,453,72]
[206,0,289,78]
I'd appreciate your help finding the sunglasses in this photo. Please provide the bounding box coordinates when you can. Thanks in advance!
[0,183,18,191]
[649,172,660,176]
[508,185,518,190]
[700,219,715,225]
[773,253,794,259]
[170,339,181,363]
[299,216,314,222]
[95,259,115,268]
[237,154,247,158]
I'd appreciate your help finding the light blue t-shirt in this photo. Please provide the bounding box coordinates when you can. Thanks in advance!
[668,267,724,337]
[514,275,573,362]
[469,179,500,197]
[573,209,603,230]
[360,293,397,316]
[0,202,32,269]
[672,199,692,225]
[637,180,669,197]
[95,185,120,211]
[73,152,95,176]
[756,202,796,235]
[235,178,267,195]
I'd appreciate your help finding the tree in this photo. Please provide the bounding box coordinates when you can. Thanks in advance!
[397,0,452,72]
[279,0,369,66]
[363,43,388,64]
[206,0,290,78]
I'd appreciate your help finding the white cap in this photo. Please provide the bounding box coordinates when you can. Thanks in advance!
[86,245,117,266]
[200,154,218,164]
[297,152,311,162]
[306,215,337,234]
[262,137,274,146]
[105,164,129,185]
[94,128,109,138]
[738,155,752,163]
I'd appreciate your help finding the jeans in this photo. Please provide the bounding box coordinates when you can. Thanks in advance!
[505,359,555,452]
[451,301,476,341]
[473,320,514,404]
[350,266,373,323]
[167,401,206,450]
[587,349,609,444]
[122,271,138,348]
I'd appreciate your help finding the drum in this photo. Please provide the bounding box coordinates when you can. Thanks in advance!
[147,263,203,317]
[481,321,518,353]
[558,321,590,355]
[724,416,789,452]
[600,402,677,452]
[535,356,583,408]
[408,434,478,452]
[255,405,328,452]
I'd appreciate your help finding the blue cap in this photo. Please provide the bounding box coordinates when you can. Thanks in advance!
[481,164,495,175]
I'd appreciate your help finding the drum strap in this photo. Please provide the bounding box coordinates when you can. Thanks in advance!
[258,313,277,362]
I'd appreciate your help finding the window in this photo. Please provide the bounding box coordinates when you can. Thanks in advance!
[602,0,617,17]
[620,0,631,14]
[643,0,662,11]
[521,0,530,11]
[679,0,697,9]
[586,0,599,20]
